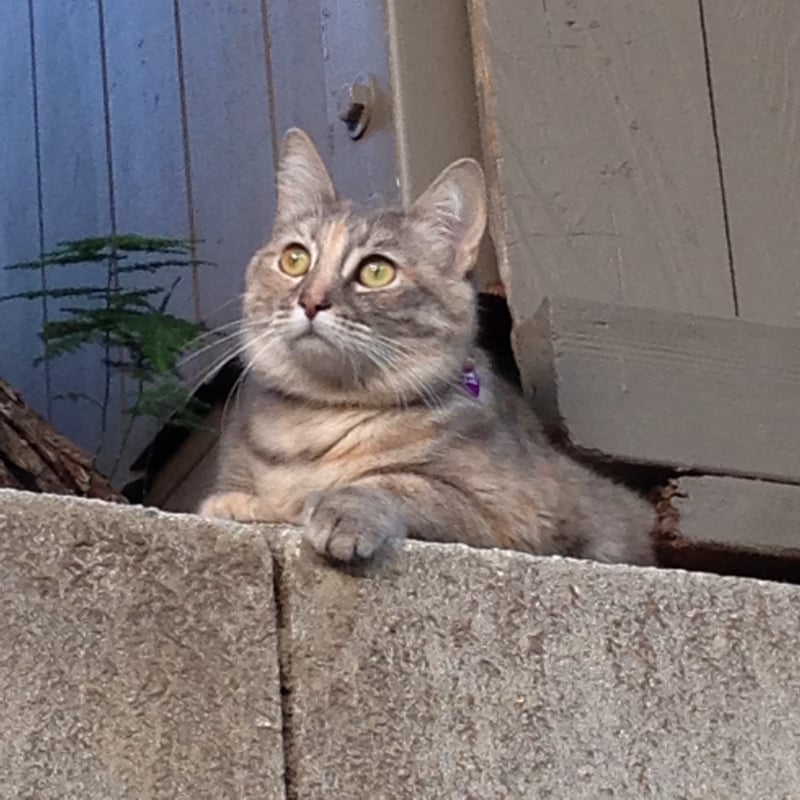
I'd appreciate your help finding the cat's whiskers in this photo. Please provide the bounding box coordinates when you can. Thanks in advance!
[222,325,281,425]
[328,320,447,410]
[178,326,252,370]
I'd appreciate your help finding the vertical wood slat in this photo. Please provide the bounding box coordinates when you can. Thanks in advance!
[265,0,330,159]
[177,0,276,329]
[467,0,736,326]
[384,0,500,289]
[702,1,800,325]
[317,0,400,205]
[0,1,47,415]
[101,0,193,479]
[31,0,113,458]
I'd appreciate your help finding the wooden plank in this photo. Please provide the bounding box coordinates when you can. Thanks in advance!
[384,0,499,288]
[317,0,399,204]
[0,1,47,414]
[177,0,276,328]
[675,476,800,557]
[703,2,800,324]
[467,0,735,324]
[102,0,193,480]
[514,296,800,483]
[31,0,113,460]
[265,0,330,156]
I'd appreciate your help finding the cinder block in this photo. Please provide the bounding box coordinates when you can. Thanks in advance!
[275,535,800,799]
[0,490,285,799]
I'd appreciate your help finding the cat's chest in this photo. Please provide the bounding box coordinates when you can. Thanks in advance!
[244,401,436,519]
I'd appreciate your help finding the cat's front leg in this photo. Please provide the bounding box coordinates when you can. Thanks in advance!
[302,486,408,562]
[198,491,279,523]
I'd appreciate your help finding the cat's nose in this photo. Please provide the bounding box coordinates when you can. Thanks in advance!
[299,294,332,320]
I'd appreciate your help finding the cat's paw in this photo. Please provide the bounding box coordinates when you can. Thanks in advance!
[302,486,407,563]
[198,491,261,522]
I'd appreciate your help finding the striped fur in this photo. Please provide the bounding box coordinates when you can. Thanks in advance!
[198,129,655,566]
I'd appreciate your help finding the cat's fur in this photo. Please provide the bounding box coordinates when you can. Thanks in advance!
[198,129,656,567]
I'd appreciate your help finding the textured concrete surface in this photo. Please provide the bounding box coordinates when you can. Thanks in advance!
[3,490,800,799]
[276,535,800,800]
[0,490,284,799]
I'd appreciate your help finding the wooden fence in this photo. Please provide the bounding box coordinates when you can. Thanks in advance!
[2,1,281,480]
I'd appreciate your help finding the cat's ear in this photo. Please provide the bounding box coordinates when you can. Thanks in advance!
[274,128,336,225]
[410,158,487,276]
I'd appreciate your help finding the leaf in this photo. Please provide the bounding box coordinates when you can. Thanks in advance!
[132,379,212,430]
[0,286,109,303]
[115,258,211,274]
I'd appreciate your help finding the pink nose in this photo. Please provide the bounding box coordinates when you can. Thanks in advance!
[299,295,331,320]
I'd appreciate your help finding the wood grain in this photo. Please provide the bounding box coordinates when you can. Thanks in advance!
[515,296,800,482]
[0,378,124,501]
[703,2,800,324]
[675,476,800,557]
[468,0,735,324]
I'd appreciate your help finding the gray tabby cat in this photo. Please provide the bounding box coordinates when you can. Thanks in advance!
[198,128,656,567]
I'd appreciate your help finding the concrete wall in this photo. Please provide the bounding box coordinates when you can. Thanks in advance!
[1,489,799,799]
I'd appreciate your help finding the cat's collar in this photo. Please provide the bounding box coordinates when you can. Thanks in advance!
[459,363,480,399]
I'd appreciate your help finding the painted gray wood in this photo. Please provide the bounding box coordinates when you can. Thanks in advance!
[318,0,399,205]
[177,0,276,329]
[31,0,113,460]
[468,0,736,324]
[515,296,800,483]
[265,0,330,160]
[703,2,800,325]
[101,0,193,479]
[384,0,499,289]
[676,476,800,556]
[0,2,47,415]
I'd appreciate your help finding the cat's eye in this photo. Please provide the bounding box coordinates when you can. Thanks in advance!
[357,258,396,289]
[279,244,311,277]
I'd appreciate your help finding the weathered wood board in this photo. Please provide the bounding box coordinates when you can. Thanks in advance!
[384,0,499,288]
[265,0,330,159]
[317,0,399,205]
[514,296,800,483]
[0,2,47,414]
[703,2,800,325]
[177,0,276,327]
[675,476,800,557]
[468,0,735,324]
[102,0,194,479]
[31,1,114,462]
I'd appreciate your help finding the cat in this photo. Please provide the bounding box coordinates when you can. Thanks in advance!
[198,128,656,567]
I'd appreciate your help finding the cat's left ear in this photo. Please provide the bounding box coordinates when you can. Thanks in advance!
[410,158,487,276]
[274,128,336,227]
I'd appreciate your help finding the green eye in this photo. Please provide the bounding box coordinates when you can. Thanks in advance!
[279,244,311,277]
[357,258,396,289]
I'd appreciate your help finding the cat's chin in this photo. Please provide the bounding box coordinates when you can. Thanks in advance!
[285,334,373,388]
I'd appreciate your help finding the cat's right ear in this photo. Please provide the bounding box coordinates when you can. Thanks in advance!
[274,129,336,226]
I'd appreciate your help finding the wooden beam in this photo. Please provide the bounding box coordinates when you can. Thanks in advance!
[514,296,800,483]
[674,476,800,558]
[467,0,735,323]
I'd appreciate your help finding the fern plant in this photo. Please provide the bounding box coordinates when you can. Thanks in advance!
[1,234,212,475]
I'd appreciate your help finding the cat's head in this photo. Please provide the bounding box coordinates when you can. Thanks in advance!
[242,128,487,406]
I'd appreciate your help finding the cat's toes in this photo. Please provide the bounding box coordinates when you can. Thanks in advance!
[197,491,260,522]
[302,488,406,563]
